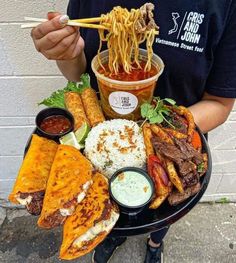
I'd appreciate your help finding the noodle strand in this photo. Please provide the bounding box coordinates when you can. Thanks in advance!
[98,4,159,74]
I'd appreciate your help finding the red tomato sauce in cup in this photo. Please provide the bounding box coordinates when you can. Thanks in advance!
[39,115,71,135]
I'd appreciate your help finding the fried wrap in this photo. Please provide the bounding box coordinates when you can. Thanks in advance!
[81,88,105,127]
[8,134,58,215]
[38,145,93,229]
[64,92,89,130]
[60,172,119,260]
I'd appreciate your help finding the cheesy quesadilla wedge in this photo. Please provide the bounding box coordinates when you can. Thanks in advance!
[59,172,119,260]
[38,145,93,229]
[8,134,58,215]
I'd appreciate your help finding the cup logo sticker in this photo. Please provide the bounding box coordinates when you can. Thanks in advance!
[109,91,138,115]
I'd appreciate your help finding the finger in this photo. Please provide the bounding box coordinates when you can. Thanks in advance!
[31,14,69,40]
[57,33,83,60]
[47,12,61,20]
[34,26,77,51]
[70,36,85,58]
[42,31,80,59]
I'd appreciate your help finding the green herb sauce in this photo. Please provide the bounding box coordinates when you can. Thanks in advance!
[111,171,152,206]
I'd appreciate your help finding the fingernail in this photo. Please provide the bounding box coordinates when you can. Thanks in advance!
[59,15,69,25]
[48,10,56,13]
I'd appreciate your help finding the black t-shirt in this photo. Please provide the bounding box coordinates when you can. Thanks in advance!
[67,0,236,106]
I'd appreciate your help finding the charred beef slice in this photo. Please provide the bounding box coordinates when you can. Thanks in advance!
[20,191,45,216]
[178,161,196,177]
[181,172,200,188]
[43,210,66,228]
[152,137,187,166]
[152,135,204,188]
[162,112,188,134]
[42,197,78,228]
[168,183,201,206]
[173,138,203,165]
[152,136,204,166]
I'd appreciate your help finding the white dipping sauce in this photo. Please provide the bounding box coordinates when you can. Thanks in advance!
[111,171,152,207]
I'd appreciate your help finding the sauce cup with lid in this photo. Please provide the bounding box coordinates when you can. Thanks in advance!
[109,167,154,215]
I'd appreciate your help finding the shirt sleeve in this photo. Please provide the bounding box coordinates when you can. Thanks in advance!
[67,0,80,19]
[206,2,236,98]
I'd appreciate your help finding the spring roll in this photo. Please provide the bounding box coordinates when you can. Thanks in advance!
[64,92,89,130]
[81,88,105,127]
[8,134,58,215]
[38,145,93,229]
[60,172,119,260]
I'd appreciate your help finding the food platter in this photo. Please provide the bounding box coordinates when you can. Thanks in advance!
[8,70,212,261]
[4,73,211,263]
[24,125,211,237]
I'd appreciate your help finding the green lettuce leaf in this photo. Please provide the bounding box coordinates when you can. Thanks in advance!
[38,73,90,108]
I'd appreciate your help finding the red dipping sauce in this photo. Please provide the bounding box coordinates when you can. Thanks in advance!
[39,115,71,134]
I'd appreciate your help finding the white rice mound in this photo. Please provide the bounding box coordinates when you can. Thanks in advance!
[84,119,146,178]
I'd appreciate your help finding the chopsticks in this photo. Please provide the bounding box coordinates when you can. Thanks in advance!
[21,16,159,34]
[21,17,107,30]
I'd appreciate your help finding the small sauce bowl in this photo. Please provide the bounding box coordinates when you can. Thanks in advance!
[36,107,74,141]
[109,167,154,215]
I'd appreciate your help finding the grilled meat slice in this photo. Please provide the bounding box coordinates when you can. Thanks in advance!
[19,191,44,216]
[181,172,200,188]
[152,134,203,190]
[152,136,203,171]
[42,210,66,228]
[168,183,201,206]
[173,138,203,165]
[162,112,188,134]
[152,137,187,166]
[178,161,196,177]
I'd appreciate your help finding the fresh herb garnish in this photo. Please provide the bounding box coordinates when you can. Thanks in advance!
[197,162,205,173]
[38,73,90,108]
[104,160,113,168]
[141,97,176,128]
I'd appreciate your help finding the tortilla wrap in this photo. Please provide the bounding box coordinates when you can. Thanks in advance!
[8,134,58,215]
[59,172,119,260]
[38,145,93,229]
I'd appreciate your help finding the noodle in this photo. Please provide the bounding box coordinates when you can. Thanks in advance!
[97,3,159,74]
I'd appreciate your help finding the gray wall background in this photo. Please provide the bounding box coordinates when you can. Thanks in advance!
[0,0,235,204]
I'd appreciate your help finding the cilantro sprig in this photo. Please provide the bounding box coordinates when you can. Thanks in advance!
[197,162,205,173]
[38,73,90,108]
[141,97,176,128]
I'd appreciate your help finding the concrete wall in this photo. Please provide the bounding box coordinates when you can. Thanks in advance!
[0,0,68,203]
[0,1,235,205]
[204,107,236,202]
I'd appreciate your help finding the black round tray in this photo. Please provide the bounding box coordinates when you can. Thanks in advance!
[25,128,212,237]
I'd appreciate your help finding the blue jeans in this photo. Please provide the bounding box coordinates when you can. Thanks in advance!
[150,227,169,244]
[109,226,169,245]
